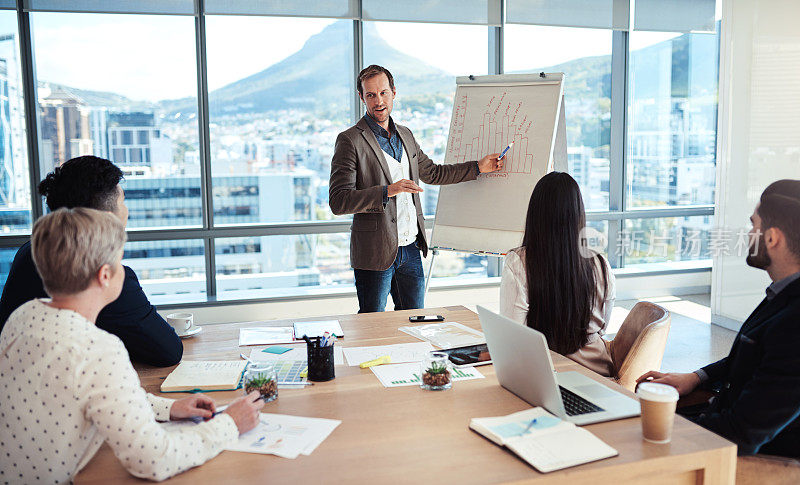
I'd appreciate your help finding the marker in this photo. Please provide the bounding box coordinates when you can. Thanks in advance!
[498,141,514,160]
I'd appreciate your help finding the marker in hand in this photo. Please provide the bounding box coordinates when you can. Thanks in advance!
[498,141,514,160]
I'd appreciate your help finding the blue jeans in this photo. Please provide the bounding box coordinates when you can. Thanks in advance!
[354,242,425,313]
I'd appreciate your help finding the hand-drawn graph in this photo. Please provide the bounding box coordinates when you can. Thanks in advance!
[449,91,536,174]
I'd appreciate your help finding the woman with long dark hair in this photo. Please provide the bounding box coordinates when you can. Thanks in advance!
[499,172,616,376]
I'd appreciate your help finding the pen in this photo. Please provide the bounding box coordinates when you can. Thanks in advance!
[522,418,537,434]
[498,141,514,160]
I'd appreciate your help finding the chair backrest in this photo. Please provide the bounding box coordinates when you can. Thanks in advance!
[609,302,671,391]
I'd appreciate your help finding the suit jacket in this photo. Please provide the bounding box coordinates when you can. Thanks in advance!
[0,241,183,367]
[329,117,478,271]
[696,277,800,457]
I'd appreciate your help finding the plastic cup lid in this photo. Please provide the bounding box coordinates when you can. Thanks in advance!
[636,382,679,402]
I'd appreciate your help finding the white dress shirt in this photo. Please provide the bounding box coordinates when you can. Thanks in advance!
[380,146,418,247]
[0,299,239,484]
[499,247,617,376]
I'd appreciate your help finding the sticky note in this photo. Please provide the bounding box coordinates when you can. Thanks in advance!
[262,346,292,354]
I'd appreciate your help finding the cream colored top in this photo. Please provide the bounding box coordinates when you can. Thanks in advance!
[0,299,239,484]
[499,247,616,375]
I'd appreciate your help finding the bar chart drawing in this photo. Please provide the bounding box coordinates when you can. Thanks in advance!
[450,91,536,174]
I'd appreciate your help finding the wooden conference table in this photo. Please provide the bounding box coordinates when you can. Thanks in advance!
[75,306,736,484]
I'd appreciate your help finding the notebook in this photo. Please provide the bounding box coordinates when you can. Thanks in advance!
[293,320,343,339]
[161,360,248,392]
[469,407,618,473]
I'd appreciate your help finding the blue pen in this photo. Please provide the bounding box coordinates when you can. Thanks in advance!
[498,141,514,160]
[520,418,537,435]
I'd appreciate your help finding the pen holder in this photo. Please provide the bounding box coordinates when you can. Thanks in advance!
[307,338,335,382]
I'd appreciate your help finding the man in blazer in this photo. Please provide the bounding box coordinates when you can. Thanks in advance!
[638,179,800,457]
[330,65,502,313]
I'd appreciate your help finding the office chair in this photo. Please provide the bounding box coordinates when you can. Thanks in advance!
[603,301,671,392]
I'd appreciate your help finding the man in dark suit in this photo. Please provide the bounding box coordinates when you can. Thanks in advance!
[0,156,183,367]
[638,180,800,457]
[330,65,503,313]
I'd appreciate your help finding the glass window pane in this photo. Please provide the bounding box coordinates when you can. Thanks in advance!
[123,238,206,304]
[626,30,719,208]
[622,215,713,266]
[205,17,353,224]
[504,25,612,211]
[0,11,31,235]
[364,21,488,215]
[0,246,17,294]
[32,13,201,229]
[215,234,353,300]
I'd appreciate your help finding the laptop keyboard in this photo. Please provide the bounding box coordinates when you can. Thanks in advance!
[559,386,604,416]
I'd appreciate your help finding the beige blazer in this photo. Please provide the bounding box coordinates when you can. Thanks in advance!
[329,117,478,271]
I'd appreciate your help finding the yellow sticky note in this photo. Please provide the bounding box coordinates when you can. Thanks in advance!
[299,367,308,378]
[359,355,391,368]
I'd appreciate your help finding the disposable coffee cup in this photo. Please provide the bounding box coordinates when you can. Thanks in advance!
[637,382,679,444]
[166,312,193,334]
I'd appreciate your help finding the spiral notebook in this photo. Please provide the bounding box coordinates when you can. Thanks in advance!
[160,360,248,392]
[470,407,617,473]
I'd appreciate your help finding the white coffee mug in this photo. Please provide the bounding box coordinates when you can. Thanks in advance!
[166,313,193,334]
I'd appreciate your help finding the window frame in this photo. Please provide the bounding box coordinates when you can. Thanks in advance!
[0,0,716,304]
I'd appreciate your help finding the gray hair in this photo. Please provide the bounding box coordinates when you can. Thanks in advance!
[31,207,127,296]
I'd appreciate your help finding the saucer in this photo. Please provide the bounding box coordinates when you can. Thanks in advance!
[178,325,203,339]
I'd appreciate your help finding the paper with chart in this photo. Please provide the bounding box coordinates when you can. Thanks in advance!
[432,74,565,255]
[371,362,484,388]
[228,413,341,458]
[161,412,340,459]
[342,342,435,366]
[398,322,485,349]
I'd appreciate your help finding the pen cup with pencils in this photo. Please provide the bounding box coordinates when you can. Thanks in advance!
[305,335,335,382]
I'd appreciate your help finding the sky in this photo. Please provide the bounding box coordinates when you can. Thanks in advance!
[24,12,691,103]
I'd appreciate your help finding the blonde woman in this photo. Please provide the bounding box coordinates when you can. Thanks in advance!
[0,208,264,483]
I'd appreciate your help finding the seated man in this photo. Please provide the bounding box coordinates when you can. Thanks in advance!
[0,156,182,366]
[0,207,264,482]
[638,180,800,457]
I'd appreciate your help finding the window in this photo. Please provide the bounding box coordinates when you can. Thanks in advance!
[215,234,353,300]
[205,16,354,225]
[0,2,719,305]
[0,11,31,235]
[32,13,202,231]
[123,239,206,303]
[627,31,719,208]
[505,25,613,212]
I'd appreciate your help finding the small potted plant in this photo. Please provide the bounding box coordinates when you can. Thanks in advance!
[420,352,452,390]
[244,363,278,402]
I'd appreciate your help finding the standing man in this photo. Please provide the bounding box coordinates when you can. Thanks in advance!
[330,65,503,313]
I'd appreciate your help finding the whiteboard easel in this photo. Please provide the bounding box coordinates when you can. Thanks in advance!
[425,73,567,296]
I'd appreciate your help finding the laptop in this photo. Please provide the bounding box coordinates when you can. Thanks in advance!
[477,305,640,425]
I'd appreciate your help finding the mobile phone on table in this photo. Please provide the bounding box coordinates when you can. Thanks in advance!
[408,315,444,322]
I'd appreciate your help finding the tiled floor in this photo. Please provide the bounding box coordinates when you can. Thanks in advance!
[468,293,739,374]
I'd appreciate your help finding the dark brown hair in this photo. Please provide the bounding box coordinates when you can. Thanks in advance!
[521,172,608,355]
[759,179,800,260]
[357,64,395,96]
